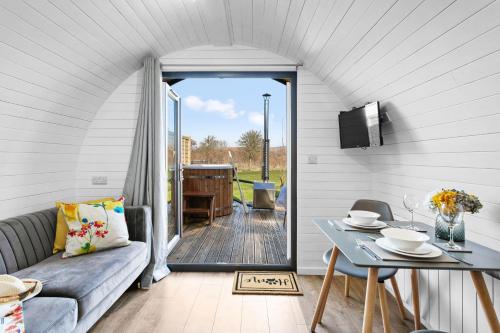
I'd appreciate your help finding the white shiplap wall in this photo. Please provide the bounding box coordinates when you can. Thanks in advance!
[76,69,142,200]
[76,46,369,275]
[334,1,500,331]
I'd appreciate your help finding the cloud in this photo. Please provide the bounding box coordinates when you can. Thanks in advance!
[248,112,264,125]
[184,95,244,119]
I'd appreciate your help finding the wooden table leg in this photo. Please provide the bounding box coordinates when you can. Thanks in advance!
[362,267,379,333]
[310,246,340,332]
[470,271,500,333]
[411,268,422,330]
[389,276,407,320]
[378,282,392,333]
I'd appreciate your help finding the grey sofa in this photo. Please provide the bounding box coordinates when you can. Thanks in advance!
[0,206,152,333]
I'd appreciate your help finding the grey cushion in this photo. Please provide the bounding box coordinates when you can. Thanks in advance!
[23,297,77,333]
[13,242,147,319]
[0,208,58,274]
[324,249,398,283]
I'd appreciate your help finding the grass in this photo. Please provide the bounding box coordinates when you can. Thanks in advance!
[233,169,286,204]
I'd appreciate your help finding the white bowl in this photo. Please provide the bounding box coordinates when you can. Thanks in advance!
[380,228,430,252]
[348,210,381,226]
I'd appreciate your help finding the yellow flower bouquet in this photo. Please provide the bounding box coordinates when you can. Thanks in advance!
[425,189,482,242]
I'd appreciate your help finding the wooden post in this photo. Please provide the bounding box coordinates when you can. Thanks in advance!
[310,246,340,332]
[411,269,421,330]
[361,267,379,333]
[470,271,500,333]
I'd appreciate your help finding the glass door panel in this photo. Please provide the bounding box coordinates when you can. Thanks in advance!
[165,84,182,252]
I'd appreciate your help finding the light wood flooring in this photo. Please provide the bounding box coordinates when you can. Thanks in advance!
[90,272,417,333]
[168,203,288,265]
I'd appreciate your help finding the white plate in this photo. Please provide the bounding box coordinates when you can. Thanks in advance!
[375,238,442,258]
[343,218,387,229]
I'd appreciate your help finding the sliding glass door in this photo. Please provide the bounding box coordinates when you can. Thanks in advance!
[165,84,182,254]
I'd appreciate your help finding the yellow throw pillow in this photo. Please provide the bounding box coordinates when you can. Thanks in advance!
[53,197,114,253]
[60,197,130,258]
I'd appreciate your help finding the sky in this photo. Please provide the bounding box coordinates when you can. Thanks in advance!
[171,78,287,147]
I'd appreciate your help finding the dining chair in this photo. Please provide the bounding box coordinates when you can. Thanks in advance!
[320,199,421,332]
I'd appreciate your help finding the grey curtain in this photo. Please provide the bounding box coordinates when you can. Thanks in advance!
[123,56,169,288]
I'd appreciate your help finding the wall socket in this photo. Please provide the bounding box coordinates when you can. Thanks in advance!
[91,176,108,185]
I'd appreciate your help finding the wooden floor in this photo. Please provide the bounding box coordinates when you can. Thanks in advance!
[168,203,288,265]
[90,272,417,333]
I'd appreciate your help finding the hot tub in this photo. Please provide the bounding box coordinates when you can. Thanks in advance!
[183,164,233,217]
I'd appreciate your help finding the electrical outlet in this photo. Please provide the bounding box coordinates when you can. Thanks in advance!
[308,155,318,164]
[91,176,108,185]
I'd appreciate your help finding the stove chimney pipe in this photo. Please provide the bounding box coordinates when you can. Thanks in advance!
[262,93,271,182]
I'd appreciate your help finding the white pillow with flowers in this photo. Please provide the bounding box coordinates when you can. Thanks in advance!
[60,197,130,258]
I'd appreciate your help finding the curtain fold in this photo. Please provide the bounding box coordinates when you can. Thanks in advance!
[123,56,169,288]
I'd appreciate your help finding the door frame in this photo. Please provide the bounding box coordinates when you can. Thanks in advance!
[162,71,298,272]
[165,84,183,255]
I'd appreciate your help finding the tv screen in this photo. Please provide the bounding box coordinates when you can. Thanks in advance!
[338,101,382,149]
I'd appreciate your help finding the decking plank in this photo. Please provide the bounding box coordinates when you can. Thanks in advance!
[167,203,287,265]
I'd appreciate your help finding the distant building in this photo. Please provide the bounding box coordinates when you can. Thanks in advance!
[182,136,192,165]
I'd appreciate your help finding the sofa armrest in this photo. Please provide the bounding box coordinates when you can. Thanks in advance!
[124,206,152,244]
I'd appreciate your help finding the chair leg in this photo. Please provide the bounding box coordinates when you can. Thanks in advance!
[344,275,351,297]
[311,246,340,331]
[378,282,392,333]
[389,276,407,320]
[411,269,422,330]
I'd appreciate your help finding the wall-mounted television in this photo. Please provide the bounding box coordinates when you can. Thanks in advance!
[338,101,383,149]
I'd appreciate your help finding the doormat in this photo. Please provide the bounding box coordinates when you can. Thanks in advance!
[232,271,303,295]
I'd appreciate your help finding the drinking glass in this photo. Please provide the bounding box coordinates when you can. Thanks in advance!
[438,202,464,249]
[403,194,419,231]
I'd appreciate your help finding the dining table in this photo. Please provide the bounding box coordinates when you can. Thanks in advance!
[311,219,500,333]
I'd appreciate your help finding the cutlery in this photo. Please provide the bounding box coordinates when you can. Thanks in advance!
[442,252,473,266]
[366,235,381,241]
[355,239,382,261]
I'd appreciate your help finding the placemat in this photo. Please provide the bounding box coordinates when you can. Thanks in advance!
[331,220,383,233]
[361,241,459,263]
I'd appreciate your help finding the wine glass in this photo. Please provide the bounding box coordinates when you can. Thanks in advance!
[438,202,464,250]
[403,194,419,231]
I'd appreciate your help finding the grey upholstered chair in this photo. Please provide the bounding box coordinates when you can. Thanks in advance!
[322,199,417,331]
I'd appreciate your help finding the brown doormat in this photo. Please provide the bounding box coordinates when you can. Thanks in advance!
[232,271,303,295]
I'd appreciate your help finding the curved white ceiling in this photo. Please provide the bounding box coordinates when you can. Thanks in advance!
[2,0,494,120]
[0,0,429,119]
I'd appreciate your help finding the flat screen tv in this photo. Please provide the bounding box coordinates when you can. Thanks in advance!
[338,101,383,149]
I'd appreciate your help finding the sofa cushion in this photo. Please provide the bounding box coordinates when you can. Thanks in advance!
[13,241,147,319]
[23,297,77,333]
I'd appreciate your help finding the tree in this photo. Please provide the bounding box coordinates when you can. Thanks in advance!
[197,135,227,163]
[237,130,263,167]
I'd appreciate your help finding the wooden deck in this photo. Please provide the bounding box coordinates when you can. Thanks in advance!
[167,203,288,265]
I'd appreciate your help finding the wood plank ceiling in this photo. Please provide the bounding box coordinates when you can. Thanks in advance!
[2,0,494,116]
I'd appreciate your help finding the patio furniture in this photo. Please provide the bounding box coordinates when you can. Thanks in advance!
[312,218,500,333]
[183,192,216,225]
[275,184,287,226]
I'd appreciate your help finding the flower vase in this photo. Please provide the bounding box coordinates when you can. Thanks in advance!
[435,214,465,242]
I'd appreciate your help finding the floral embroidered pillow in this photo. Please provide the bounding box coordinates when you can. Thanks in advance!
[60,197,130,258]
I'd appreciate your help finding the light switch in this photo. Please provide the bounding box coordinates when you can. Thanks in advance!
[308,155,318,164]
[92,176,108,185]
